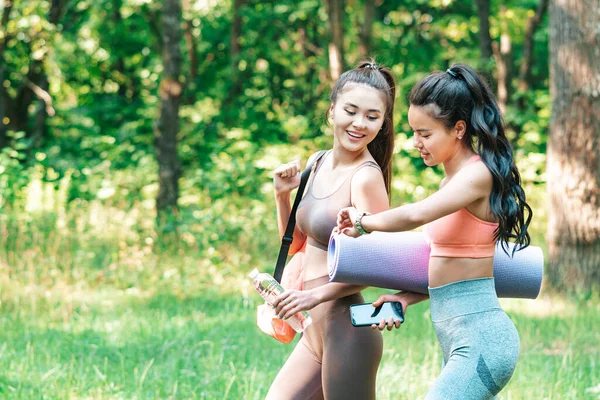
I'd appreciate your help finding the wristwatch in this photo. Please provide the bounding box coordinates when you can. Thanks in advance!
[355,211,371,235]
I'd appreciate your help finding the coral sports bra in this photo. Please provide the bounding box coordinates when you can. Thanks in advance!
[423,155,499,258]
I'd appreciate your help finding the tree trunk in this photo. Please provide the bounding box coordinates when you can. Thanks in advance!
[50,0,66,24]
[12,58,44,134]
[182,0,198,104]
[518,0,549,101]
[547,0,600,293]
[224,0,246,112]
[492,29,512,113]
[230,0,244,71]
[0,1,14,147]
[325,0,344,80]
[154,0,182,222]
[474,0,493,60]
[112,0,128,98]
[358,0,375,59]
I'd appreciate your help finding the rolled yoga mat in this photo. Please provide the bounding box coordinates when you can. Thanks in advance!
[327,231,543,299]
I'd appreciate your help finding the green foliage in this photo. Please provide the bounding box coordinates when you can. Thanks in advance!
[0,0,552,283]
[0,0,553,306]
[0,3,589,397]
[0,132,31,211]
[1,0,550,219]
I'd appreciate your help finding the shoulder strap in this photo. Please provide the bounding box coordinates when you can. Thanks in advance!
[466,154,481,165]
[273,150,327,283]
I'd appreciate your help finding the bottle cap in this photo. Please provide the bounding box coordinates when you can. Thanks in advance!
[248,268,259,279]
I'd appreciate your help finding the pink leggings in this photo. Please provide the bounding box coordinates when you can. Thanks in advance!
[266,276,383,400]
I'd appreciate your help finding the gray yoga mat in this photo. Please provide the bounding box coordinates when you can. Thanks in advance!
[328,231,543,299]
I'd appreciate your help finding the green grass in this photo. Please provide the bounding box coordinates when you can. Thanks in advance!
[0,274,598,399]
[0,201,598,399]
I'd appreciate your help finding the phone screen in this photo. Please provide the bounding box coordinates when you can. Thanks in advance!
[350,302,404,327]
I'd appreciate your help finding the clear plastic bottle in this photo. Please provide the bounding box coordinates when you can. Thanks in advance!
[249,268,312,332]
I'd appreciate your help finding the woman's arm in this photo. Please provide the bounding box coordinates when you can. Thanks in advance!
[274,190,306,254]
[274,164,390,318]
[273,152,321,253]
[339,161,493,235]
[274,281,369,320]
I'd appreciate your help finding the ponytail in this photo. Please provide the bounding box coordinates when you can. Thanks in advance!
[409,64,532,254]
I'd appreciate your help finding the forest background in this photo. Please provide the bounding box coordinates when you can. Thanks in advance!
[0,0,598,398]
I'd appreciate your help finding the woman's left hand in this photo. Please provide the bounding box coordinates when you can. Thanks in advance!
[273,289,320,320]
[337,207,361,237]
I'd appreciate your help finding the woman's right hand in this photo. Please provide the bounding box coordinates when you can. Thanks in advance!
[273,160,302,194]
[370,291,429,331]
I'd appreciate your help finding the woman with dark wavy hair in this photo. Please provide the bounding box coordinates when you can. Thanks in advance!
[266,60,396,399]
[337,63,532,399]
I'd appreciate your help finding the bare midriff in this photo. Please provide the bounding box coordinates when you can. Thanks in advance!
[428,256,494,288]
[302,243,330,281]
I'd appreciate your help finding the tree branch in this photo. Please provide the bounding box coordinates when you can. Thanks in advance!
[0,1,14,56]
[26,80,55,117]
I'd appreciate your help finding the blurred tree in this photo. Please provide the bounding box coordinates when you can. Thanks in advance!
[547,0,600,292]
[155,0,183,225]
[358,0,381,58]
[474,0,493,61]
[0,1,15,146]
[182,0,198,104]
[229,0,245,89]
[492,6,512,112]
[0,0,555,283]
[517,0,549,110]
[0,0,63,148]
[472,0,549,143]
[324,0,344,79]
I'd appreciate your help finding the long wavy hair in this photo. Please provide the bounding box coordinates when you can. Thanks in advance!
[409,63,532,254]
[328,60,396,196]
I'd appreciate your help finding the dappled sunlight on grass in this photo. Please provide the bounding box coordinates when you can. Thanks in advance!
[500,285,599,319]
[500,293,571,319]
[0,185,596,398]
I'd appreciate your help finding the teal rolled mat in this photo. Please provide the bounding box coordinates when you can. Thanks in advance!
[327,231,543,299]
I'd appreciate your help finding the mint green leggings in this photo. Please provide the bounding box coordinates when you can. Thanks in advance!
[426,278,520,400]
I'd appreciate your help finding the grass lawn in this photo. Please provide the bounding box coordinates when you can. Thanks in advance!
[0,271,598,399]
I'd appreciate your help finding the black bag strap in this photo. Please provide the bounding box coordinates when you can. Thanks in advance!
[273,150,327,283]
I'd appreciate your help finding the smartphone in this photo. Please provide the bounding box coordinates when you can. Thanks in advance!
[350,301,405,327]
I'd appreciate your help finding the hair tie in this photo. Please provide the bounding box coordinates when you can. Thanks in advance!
[446,68,458,78]
[364,63,379,71]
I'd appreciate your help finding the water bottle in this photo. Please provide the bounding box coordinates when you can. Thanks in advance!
[249,268,312,332]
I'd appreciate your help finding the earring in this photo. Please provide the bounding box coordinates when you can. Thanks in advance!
[458,136,463,139]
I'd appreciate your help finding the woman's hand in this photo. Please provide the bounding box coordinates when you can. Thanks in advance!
[370,292,410,331]
[336,207,361,237]
[273,160,302,194]
[273,289,321,320]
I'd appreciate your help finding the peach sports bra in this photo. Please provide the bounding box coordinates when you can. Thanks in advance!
[423,155,499,258]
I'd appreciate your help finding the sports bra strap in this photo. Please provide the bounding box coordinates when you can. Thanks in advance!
[465,154,481,165]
